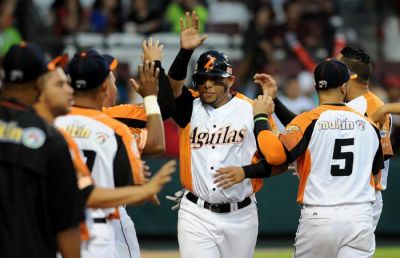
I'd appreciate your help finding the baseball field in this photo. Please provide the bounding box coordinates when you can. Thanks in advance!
[141,246,400,258]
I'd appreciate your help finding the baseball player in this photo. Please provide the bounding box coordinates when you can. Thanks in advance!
[54,49,170,258]
[337,47,393,230]
[217,59,384,258]
[32,55,176,248]
[161,12,281,258]
[0,43,82,258]
[101,39,176,258]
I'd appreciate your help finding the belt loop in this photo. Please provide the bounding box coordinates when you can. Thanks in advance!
[197,199,204,209]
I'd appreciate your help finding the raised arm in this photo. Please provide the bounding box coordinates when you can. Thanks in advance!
[129,57,165,155]
[254,73,297,126]
[168,11,208,97]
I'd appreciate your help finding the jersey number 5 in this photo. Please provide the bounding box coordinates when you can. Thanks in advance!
[331,138,354,176]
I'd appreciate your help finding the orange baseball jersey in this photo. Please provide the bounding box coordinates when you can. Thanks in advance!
[174,87,279,203]
[102,104,148,152]
[55,107,144,219]
[347,91,393,190]
[258,104,384,205]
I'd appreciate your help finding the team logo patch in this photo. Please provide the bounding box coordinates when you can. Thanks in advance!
[283,125,301,134]
[96,132,109,144]
[75,80,87,89]
[317,80,328,89]
[22,127,46,149]
[380,128,387,137]
[355,120,365,131]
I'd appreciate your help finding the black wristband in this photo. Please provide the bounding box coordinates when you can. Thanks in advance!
[253,113,268,120]
[168,48,194,81]
[243,160,272,178]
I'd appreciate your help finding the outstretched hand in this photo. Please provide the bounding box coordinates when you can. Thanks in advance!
[142,37,164,62]
[145,160,176,205]
[254,73,278,99]
[129,60,160,97]
[180,11,208,50]
[213,167,245,189]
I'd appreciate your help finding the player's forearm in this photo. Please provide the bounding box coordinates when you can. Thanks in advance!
[168,48,194,98]
[243,160,288,178]
[257,130,287,165]
[274,98,297,126]
[56,226,81,258]
[381,103,400,115]
[142,114,166,155]
[86,186,152,208]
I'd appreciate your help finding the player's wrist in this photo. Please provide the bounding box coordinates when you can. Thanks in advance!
[144,95,161,115]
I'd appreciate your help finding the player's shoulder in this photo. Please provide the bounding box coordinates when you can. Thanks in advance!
[233,92,253,106]
[102,104,147,120]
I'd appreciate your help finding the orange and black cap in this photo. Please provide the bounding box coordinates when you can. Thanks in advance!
[68,49,118,91]
[314,58,357,90]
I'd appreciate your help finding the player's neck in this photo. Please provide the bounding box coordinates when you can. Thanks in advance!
[73,95,103,111]
[318,94,344,106]
[34,103,55,124]
[347,82,369,101]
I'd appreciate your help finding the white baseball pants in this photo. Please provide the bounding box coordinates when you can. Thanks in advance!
[294,203,374,258]
[372,190,383,231]
[178,195,258,258]
[111,207,141,258]
[81,222,118,258]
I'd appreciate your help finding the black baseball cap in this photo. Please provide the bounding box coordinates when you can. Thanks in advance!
[68,49,118,91]
[314,58,357,90]
[2,42,65,83]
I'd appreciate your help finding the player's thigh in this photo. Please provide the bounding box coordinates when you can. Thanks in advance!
[82,223,117,258]
[372,191,383,231]
[294,208,338,258]
[178,198,221,258]
[219,204,258,258]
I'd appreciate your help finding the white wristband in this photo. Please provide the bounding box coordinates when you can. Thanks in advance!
[144,95,161,115]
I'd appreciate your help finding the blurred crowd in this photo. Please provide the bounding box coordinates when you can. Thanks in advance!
[1,0,400,153]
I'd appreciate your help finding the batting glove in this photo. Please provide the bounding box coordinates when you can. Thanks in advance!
[165,189,185,211]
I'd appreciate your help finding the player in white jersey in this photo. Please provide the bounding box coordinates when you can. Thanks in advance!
[162,12,285,258]
[337,47,393,230]
[215,59,384,258]
[55,49,174,258]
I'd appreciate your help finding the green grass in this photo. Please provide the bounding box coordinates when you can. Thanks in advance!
[253,246,400,258]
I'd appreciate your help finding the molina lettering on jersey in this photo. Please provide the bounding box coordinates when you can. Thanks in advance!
[190,125,247,149]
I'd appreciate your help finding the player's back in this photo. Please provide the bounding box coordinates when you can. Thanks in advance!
[291,105,382,206]
[55,107,144,219]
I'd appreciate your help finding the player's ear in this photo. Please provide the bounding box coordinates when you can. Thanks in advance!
[227,75,236,87]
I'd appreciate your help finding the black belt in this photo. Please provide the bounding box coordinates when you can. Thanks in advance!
[93,218,107,223]
[186,192,251,213]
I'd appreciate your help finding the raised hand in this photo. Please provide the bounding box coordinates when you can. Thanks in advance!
[129,60,160,97]
[253,95,275,116]
[213,167,245,189]
[253,73,278,100]
[180,11,208,50]
[142,37,164,62]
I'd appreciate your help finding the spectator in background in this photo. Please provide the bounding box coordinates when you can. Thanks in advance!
[237,4,276,90]
[126,0,163,35]
[0,0,22,55]
[90,0,123,34]
[50,0,89,36]
[166,0,208,33]
[274,76,315,130]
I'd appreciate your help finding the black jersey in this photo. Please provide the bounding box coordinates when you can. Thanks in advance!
[0,99,82,258]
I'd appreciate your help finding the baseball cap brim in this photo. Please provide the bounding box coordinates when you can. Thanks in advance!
[103,54,118,71]
[47,54,69,71]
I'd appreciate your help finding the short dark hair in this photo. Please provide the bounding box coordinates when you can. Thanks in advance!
[340,47,372,83]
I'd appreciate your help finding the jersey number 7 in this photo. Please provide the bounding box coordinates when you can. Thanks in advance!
[83,150,96,171]
[331,138,354,176]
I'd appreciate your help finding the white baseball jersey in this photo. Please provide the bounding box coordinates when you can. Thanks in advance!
[174,87,279,203]
[347,92,393,190]
[269,104,384,205]
[55,107,144,219]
